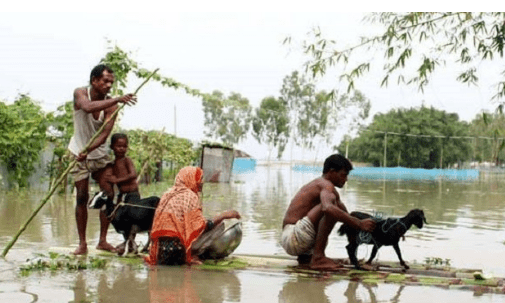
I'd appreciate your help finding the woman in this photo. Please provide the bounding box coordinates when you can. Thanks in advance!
[146,166,241,265]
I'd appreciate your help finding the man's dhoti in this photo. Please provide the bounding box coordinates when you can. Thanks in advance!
[280,216,316,256]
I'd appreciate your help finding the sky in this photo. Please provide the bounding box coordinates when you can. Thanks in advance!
[0,5,502,161]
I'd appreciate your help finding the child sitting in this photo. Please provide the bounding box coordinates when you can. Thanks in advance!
[104,133,160,254]
[107,133,140,203]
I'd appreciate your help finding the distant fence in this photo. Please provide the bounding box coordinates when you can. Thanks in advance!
[292,165,480,181]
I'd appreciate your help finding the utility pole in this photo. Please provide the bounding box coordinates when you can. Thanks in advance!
[174,104,177,136]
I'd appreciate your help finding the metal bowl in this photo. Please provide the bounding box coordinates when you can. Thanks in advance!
[207,220,242,259]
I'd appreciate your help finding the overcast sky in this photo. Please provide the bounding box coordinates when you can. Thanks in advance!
[0,5,502,161]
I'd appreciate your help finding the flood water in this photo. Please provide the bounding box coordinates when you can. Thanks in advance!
[1,164,505,302]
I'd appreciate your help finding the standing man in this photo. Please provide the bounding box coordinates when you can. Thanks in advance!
[68,64,137,255]
[281,154,376,271]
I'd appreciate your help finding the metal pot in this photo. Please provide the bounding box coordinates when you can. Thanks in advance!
[206,219,243,259]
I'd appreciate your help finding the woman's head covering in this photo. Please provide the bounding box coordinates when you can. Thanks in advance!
[146,166,207,265]
[173,166,203,194]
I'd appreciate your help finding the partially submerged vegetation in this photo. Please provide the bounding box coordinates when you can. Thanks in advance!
[20,253,109,275]
[18,252,505,295]
[19,252,144,276]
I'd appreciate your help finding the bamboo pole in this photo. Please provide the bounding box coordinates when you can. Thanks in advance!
[1,69,159,258]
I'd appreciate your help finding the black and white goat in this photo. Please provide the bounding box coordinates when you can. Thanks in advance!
[337,209,427,270]
[88,191,160,256]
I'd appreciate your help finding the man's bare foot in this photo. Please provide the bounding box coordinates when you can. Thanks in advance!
[360,263,375,271]
[96,241,117,253]
[73,244,88,255]
[309,256,343,271]
[297,254,312,265]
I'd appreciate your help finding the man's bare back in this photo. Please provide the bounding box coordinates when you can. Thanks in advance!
[283,177,338,227]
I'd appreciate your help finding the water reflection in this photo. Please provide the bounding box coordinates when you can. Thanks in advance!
[278,278,407,303]
[149,267,240,303]
[343,282,404,303]
[68,267,242,303]
[278,277,331,302]
[250,169,289,234]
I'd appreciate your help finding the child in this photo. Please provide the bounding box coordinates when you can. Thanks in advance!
[105,133,160,254]
[107,133,140,203]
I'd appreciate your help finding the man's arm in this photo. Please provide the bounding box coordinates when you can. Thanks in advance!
[320,184,374,232]
[336,199,349,213]
[73,88,136,113]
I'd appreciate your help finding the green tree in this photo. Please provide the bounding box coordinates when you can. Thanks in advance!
[124,129,197,183]
[297,90,333,151]
[280,71,315,151]
[202,91,252,147]
[46,100,74,189]
[0,95,49,187]
[334,90,371,157]
[469,112,505,164]
[252,96,290,160]
[297,13,505,103]
[341,106,472,168]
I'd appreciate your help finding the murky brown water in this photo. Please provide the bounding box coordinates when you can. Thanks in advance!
[1,164,505,302]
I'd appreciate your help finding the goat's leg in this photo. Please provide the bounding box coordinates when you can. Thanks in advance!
[117,227,131,256]
[127,226,140,254]
[393,243,409,269]
[141,232,151,253]
[366,244,380,265]
[346,242,360,269]
[116,241,127,255]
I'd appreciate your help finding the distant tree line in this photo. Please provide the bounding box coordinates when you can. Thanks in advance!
[204,71,371,161]
[337,106,505,168]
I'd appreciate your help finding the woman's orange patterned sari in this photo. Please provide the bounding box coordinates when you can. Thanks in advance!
[145,167,206,265]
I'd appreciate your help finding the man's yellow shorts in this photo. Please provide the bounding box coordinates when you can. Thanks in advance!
[69,154,112,182]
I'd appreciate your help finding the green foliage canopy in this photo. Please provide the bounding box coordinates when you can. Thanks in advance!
[252,96,290,159]
[202,90,252,147]
[280,71,341,152]
[341,106,472,168]
[280,71,316,148]
[122,129,198,181]
[0,95,49,187]
[469,112,505,163]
